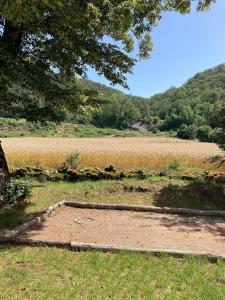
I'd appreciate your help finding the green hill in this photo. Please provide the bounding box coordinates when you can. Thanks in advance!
[76,64,225,140]
[144,64,225,141]
[75,78,147,130]
[148,64,225,117]
[77,78,146,102]
[1,64,225,141]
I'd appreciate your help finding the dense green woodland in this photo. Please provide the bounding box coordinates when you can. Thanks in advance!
[77,64,225,146]
[146,64,225,143]
[1,64,225,148]
[1,0,222,145]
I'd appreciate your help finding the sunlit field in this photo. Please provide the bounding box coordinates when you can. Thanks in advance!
[1,137,223,170]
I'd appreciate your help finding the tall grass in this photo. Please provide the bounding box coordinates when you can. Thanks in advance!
[5,150,221,171]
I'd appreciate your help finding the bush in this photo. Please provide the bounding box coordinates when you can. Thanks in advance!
[0,180,31,205]
[63,152,81,169]
[197,125,213,142]
[177,124,197,140]
[165,158,182,171]
[211,128,225,150]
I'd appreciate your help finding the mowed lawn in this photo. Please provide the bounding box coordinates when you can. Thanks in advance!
[0,178,225,299]
[0,246,224,300]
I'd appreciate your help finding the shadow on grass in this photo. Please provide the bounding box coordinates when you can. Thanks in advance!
[152,180,225,211]
[0,201,39,233]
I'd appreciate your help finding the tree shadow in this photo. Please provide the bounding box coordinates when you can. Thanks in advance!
[151,179,225,240]
[152,180,225,211]
[149,214,225,240]
[0,201,44,234]
[0,200,47,254]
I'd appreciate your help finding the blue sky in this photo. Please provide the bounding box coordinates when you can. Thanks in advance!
[87,0,225,98]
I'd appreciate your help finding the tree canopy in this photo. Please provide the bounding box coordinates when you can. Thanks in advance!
[0,0,216,120]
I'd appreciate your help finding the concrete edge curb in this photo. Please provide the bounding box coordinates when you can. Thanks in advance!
[1,238,224,263]
[64,201,225,217]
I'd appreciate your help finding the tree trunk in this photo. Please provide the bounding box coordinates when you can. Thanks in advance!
[1,20,23,53]
[0,19,23,70]
[0,20,21,192]
[0,141,9,193]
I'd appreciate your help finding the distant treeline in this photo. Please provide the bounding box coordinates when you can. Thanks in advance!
[73,65,225,145]
[1,64,225,146]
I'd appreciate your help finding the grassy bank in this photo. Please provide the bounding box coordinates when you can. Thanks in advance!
[0,117,152,138]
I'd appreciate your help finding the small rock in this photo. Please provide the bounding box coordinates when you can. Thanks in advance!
[104,165,116,173]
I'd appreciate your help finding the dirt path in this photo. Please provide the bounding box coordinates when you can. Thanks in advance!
[18,206,225,257]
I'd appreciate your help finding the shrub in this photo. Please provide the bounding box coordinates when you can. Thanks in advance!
[212,128,225,150]
[0,180,31,205]
[63,151,81,169]
[165,158,182,171]
[197,125,213,142]
[177,124,197,140]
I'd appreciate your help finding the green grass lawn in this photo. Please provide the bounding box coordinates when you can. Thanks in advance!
[0,247,224,300]
[0,177,225,299]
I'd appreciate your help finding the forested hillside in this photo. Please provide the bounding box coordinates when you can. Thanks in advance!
[75,78,147,129]
[1,64,225,143]
[74,65,225,143]
[145,64,225,141]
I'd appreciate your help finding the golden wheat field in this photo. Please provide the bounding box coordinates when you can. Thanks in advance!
[1,137,223,170]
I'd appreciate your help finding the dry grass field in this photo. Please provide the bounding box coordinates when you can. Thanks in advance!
[1,136,223,170]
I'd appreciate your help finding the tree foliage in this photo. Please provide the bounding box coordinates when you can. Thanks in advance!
[93,94,140,130]
[7,62,222,142]
[0,0,216,120]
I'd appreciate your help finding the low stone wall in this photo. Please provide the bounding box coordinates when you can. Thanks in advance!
[10,166,225,185]
[10,167,148,182]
